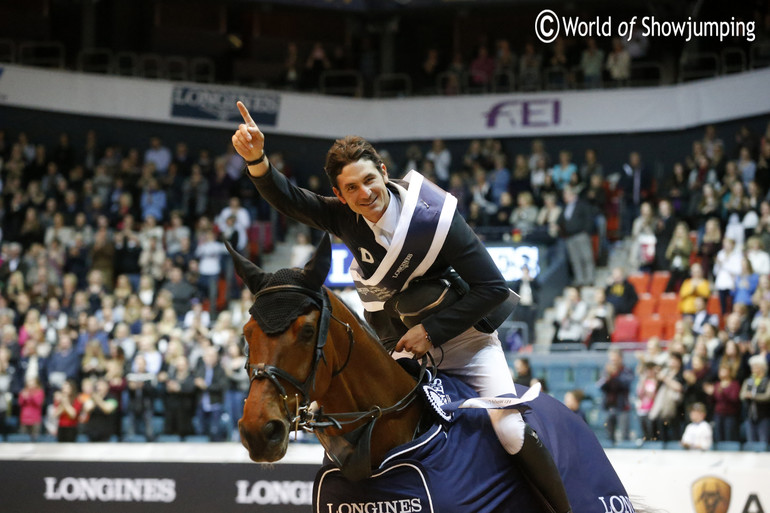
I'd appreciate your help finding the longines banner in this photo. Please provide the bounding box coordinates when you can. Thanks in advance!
[0,444,768,513]
[0,63,769,141]
[0,459,319,513]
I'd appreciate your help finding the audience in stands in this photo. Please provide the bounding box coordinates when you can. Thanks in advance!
[3,117,770,451]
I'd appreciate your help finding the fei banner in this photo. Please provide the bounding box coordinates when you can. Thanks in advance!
[0,63,769,141]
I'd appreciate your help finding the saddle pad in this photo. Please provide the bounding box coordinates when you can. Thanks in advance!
[314,461,436,513]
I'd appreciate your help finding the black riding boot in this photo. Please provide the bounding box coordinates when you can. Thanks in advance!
[513,425,572,513]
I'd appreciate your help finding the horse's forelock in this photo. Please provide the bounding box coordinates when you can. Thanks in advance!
[247,268,321,336]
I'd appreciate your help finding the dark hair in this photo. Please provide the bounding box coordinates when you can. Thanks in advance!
[324,136,384,188]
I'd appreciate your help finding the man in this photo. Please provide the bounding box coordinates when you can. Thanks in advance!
[596,348,633,443]
[558,185,595,287]
[618,151,652,237]
[231,101,571,513]
[605,267,639,315]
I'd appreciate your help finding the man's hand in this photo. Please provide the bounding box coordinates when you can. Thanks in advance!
[395,324,433,358]
[231,101,268,175]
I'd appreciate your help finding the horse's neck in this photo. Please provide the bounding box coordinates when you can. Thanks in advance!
[319,293,423,465]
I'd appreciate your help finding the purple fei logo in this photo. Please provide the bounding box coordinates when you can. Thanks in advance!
[485,99,561,129]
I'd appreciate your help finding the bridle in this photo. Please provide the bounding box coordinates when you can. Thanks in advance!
[244,283,427,435]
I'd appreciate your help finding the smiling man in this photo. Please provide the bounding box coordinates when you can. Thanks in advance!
[231,101,571,513]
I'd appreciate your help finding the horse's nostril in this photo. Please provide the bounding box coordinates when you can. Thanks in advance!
[262,420,287,444]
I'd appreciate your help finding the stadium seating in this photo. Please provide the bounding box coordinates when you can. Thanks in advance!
[627,273,650,296]
[633,293,656,318]
[611,315,640,343]
[650,271,671,298]
[638,314,663,342]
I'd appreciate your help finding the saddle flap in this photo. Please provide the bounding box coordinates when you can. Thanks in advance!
[315,419,378,482]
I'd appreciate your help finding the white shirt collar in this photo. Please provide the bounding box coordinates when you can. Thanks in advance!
[364,189,401,246]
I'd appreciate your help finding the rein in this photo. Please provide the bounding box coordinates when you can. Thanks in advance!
[245,284,427,435]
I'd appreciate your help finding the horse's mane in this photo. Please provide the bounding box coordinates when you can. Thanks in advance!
[325,287,381,344]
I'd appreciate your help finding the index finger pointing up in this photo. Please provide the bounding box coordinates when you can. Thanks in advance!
[237,101,256,127]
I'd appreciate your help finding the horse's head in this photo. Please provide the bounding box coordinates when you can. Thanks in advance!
[227,234,333,462]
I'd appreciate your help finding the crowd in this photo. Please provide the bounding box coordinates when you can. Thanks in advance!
[1,115,770,447]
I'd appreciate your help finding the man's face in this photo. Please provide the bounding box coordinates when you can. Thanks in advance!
[333,159,390,223]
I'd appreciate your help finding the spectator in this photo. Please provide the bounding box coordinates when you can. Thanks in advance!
[550,150,578,191]
[597,348,634,443]
[649,352,686,442]
[708,364,742,442]
[53,379,82,442]
[746,236,770,276]
[558,185,595,287]
[679,263,711,316]
[732,257,759,307]
[518,41,542,91]
[194,346,228,441]
[512,357,533,387]
[82,377,119,441]
[579,37,604,88]
[691,297,719,337]
[630,201,657,271]
[216,197,251,235]
[163,355,196,437]
[636,361,659,441]
[162,267,198,321]
[144,137,172,174]
[553,286,587,344]
[740,355,770,444]
[666,222,694,292]
[605,37,630,85]
[125,354,156,441]
[47,332,80,390]
[680,402,713,450]
[18,376,45,440]
[618,151,653,237]
[195,229,226,316]
[509,265,537,345]
[605,267,638,316]
[583,287,614,348]
[425,139,451,189]
[182,164,209,224]
[222,340,249,441]
[469,45,496,90]
[698,217,722,280]
[509,191,539,239]
[563,389,587,422]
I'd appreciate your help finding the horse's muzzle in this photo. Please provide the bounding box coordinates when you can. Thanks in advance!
[238,418,290,462]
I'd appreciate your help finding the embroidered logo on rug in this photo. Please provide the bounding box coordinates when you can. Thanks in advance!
[421,379,454,423]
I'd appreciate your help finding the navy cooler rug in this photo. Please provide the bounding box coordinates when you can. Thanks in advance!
[313,375,633,513]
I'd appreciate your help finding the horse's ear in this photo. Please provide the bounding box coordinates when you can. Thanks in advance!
[303,233,332,289]
[223,238,267,294]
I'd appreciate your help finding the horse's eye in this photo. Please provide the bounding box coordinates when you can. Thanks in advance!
[299,324,315,342]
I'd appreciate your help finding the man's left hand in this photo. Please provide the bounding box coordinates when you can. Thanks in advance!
[395,324,433,358]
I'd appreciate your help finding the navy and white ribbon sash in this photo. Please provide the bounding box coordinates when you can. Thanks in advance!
[439,382,541,413]
[351,171,458,313]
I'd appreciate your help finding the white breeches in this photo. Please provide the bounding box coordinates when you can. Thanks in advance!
[394,327,526,454]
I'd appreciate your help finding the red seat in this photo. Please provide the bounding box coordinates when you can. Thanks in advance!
[707,294,722,316]
[657,293,680,318]
[650,271,671,298]
[662,317,679,341]
[638,314,664,342]
[633,293,656,318]
[627,273,650,296]
[612,314,640,343]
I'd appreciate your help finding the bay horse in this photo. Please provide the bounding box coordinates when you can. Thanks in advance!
[229,235,636,513]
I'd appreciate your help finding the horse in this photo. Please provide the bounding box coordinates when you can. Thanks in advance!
[229,234,636,513]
